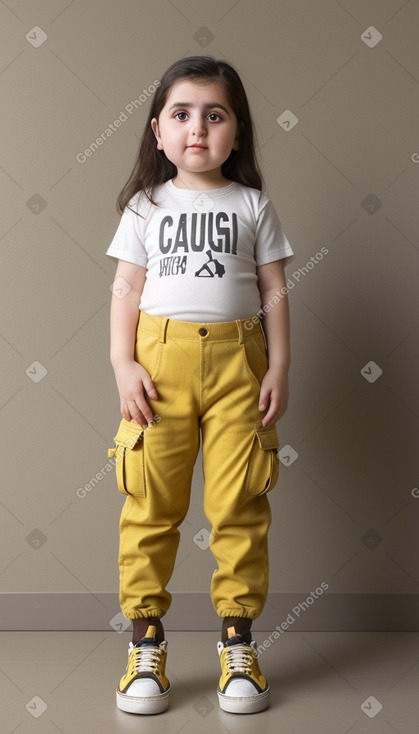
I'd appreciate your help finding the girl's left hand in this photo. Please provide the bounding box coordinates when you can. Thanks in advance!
[258,367,289,427]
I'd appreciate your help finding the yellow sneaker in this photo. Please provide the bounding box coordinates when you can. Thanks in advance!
[217,627,270,714]
[116,625,170,714]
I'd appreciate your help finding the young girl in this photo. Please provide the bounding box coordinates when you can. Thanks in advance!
[106,56,294,716]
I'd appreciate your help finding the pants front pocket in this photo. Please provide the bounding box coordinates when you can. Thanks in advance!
[135,328,163,382]
[243,425,280,497]
[241,332,269,387]
[108,418,146,497]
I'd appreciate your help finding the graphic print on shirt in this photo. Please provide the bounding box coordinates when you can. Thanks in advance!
[158,211,237,278]
[195,250,225,278]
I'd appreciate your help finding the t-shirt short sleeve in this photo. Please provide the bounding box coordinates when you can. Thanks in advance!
[106,194,148,268]
[254,193,295,268]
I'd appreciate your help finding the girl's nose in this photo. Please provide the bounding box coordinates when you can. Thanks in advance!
[190,116,206,138]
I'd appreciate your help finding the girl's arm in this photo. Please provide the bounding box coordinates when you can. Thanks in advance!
[256,259,290,427]
[110,259,157,426]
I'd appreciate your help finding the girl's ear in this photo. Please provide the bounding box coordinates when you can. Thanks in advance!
[151,118,163,150]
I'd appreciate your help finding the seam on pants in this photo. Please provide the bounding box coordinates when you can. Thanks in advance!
[118,497,133,612]
[199,337,203,414]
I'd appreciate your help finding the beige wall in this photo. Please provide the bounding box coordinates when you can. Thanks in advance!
[1,0,418,629]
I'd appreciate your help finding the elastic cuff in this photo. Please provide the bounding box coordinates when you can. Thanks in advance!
[217,608,259,620]
[121,608,166,620]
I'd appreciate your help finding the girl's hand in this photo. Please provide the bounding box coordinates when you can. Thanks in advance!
[258,367,289,427]
[113,360,158,427]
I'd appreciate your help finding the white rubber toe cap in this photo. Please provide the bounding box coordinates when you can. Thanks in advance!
[225,678,258,696]
[126,678,161,697]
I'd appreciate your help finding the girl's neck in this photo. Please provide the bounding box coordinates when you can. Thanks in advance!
[171,170,232,191]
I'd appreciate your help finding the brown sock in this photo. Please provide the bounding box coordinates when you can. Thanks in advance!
[132,617,165,645]
[221,616,253,644]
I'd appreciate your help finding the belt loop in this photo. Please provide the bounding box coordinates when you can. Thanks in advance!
[158,317,169,343]
[236,319,244,345]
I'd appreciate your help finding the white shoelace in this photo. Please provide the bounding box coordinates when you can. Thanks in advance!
[225,644,253,674]
[132,645,162,673]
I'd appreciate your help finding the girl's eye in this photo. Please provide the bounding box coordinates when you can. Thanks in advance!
[175,112,188,121]
[208,113,222,122]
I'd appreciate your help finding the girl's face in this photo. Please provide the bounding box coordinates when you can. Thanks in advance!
[151,79,239,189]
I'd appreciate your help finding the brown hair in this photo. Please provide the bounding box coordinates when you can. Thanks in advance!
[116,56,264,213]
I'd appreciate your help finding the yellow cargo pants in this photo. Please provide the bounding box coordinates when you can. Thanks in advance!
[108,311,280,621]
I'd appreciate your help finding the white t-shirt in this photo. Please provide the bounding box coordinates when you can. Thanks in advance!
[106,179,294,321]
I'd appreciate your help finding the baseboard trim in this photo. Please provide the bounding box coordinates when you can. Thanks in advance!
[1,593,418,631]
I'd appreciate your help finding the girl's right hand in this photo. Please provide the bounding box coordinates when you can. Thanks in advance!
[113,360,158,426]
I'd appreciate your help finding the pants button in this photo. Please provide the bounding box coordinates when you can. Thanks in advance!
[198,328,208,336]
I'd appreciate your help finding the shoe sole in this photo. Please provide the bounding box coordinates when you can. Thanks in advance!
[217,687,270,714]
[116,688,170,715]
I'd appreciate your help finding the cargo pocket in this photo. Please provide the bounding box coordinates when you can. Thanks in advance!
[107,419,146,497]
[243,425,280,497]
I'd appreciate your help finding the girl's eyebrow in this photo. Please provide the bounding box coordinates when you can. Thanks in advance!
[168,102,230,115]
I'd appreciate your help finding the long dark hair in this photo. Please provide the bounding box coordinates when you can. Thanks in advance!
[117,56,264,213]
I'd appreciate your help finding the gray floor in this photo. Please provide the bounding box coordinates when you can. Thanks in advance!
[2,630,418,733]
